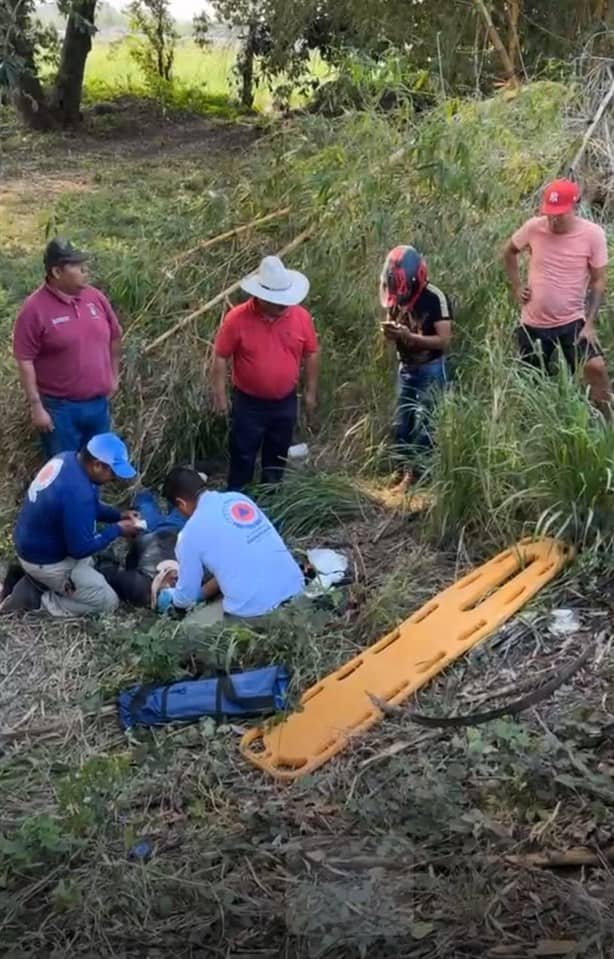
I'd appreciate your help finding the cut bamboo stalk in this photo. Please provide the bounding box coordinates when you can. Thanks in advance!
[472,0,519,86]
[568,72,614,176]
[144,227,312,354]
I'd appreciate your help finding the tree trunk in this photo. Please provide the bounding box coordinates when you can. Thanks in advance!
[11,73,55,130]
[50,0,97,126]
[472,0,519,86]
[239,22,256,108]
[506,0,521,74]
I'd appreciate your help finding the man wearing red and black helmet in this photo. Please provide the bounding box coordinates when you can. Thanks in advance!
[503,178,610,414]
[379,245,452,490]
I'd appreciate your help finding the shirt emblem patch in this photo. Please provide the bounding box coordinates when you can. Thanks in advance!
[28,457,63,503]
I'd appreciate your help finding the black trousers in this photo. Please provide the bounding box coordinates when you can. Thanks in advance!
[97,562,152,608]
[228,388,297,491]
[518,319,602,375]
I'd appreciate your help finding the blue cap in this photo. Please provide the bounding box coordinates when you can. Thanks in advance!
[86,433,137,480]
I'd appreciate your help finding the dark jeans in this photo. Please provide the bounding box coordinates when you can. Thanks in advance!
[394,357,447,465]
[228,389,297,491]
[41,395,110,457]
[517,319,602,375]
[97,562,152,608]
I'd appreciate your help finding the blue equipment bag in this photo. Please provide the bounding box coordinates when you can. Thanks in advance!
[117,665,289,731]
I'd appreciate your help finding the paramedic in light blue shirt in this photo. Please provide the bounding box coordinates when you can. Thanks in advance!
[159,466,304,620]
[11,433,140,617]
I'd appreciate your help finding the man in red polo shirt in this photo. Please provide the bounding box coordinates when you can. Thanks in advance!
[13,238,122,456]
[503,179,610,414]
[212,255,319,490]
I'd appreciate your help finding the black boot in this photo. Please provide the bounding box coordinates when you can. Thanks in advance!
[0,575,44,613]
[0,563,26,603]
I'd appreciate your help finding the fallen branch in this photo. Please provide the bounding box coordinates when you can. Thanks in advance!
[367,643,594,728]
[497,846,614,869]
[144,144,412,354]
[128,207,292,337]
[144,228,312,354]
[568,70,614,176]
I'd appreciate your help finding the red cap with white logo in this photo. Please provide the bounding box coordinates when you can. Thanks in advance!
[540,178,580,216]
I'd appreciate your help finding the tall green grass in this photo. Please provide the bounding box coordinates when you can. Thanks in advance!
[2,78,612,548]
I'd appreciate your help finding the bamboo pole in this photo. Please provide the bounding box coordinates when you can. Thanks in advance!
[128,206,291,338]
[472,0,519,86]
[143,142,412,354]
[143,227,313,354]
[568,71,614,177]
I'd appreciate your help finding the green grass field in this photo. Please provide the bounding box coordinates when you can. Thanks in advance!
[84,37,332,112]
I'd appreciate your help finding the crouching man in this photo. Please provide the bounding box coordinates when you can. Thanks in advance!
[5,434,140,616]
[157,466,304,625]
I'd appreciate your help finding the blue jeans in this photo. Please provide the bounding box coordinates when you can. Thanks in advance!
[394,358,447,466]
[41,395,110,458]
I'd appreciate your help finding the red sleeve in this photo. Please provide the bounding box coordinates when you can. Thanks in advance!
[302,310,319,355]
[13,301,42,361]
[214,310,240,358]
[511,218,536,252]
[97,290,122,340]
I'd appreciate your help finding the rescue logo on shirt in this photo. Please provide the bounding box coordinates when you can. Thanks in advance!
[28,457,63,503]
[51,315,71,325]
[87,302,99,318]
[224,500,260,528]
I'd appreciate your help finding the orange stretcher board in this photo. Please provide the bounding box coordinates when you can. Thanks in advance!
[241,537,572,781]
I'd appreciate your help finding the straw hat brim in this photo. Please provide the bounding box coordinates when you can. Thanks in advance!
[240,269,310,306]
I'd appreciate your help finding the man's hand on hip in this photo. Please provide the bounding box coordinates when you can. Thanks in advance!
[30,400,54,433]
[513,285,531,307]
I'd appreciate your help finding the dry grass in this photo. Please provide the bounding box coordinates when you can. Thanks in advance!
[2,505,614,956]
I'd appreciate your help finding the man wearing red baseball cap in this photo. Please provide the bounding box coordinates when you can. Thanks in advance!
[503,178,610,413]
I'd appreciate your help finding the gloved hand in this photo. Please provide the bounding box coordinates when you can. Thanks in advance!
[156,588,174,614]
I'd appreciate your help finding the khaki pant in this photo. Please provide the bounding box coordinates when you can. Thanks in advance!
[19,556,119,618]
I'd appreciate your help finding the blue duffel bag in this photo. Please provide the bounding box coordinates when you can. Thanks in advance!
[117,665,290,731]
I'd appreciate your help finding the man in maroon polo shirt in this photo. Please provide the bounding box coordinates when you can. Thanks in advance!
[13,238,123,457]
[212,255,319,491]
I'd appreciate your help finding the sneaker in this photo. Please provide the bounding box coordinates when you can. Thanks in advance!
[0,575,44,613]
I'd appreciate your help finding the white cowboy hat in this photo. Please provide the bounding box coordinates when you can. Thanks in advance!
[240,255,310,306]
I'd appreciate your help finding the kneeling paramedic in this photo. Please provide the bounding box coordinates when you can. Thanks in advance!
[380,246,452,490]
[156,466,305,624]
[8,434,140,616]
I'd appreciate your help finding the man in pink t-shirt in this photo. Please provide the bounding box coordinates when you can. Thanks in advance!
[503,179,610,413]
[13,238,123,456]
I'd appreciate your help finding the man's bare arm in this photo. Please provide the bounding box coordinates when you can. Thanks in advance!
[586,265,607,326]
[16,359,53,432]
[211,355,229,415]
[502,239,530,306]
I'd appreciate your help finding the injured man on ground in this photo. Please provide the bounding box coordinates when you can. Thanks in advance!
[1,462,307,622]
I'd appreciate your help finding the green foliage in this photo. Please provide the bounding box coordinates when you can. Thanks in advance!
[0,813,81,877]
[127,0,178,95]
[56,754,132,835]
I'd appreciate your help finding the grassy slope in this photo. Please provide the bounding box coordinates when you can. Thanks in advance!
[2,83,614,956]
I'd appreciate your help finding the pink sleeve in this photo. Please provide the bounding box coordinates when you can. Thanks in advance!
[13,302,42,361]
[302,311,319,354]
[214,311,239,358]
[511,218,535,252]
[98,291,122,339]
[589,226,608,270]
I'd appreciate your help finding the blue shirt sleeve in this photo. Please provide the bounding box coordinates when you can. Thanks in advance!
[169,527,205,609]
[96,498,122,524]
[63,493,121,559]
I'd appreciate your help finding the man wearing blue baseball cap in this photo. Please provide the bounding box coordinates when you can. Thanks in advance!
[6,433,140,616]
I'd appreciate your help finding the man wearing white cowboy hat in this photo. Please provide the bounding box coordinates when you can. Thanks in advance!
[212,255,319,490]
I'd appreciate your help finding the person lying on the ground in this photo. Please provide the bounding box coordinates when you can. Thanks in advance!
[156,466,305,627]
[503,178,610,416]
[96,489,187,608]
[379,245,452,493]
[2,434,140,616]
